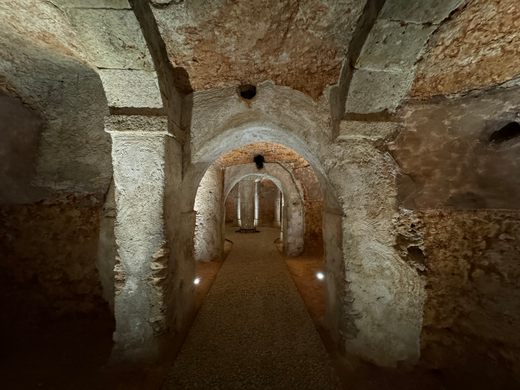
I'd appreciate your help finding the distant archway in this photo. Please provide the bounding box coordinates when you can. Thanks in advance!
[223,163,304,256]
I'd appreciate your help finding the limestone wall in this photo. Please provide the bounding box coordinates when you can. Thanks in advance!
[391,85,520,210]
[194,164,224,262]
[294,165,323,250]
[397,209,520,380]
[0,195,107,316]
[258,179,278,227]
[225,185,238,224]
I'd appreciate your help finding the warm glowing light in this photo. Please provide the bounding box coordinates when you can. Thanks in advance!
[316,272,325,281]
[194,277,201,285]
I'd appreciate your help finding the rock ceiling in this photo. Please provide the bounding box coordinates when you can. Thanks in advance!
[412,0,520,98]
[152,0,365,98]
[6,0,519,101]
[217,142,309,169]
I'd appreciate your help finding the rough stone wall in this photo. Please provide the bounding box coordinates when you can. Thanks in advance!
[413,0,520,98]
[225,185,238,224]
[0,92,44,204]
[258,179,278,227]
[0,1,111,197]
[194,164,224,262]
[151,0,366,98]
[0,195,107,315]
[0,1,115,338]
[327,142,425,366]
[396,209,520,380]
[97,181,116,311]
[217,142,308,168]
[391,85,520,210]
[294,165,323,249]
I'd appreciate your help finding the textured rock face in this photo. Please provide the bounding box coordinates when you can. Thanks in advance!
[413,0,520,97]
[194,164,224,262]
[6,0,520,374]
[108,122,173,361]
[0,1,85,59]
[0,92,44,204]
[152,0,366,98]
[0,195,107,315]
[397,210,520,382]
[257,179,279,226]
[217,142,309,168]
[0,0,111,196]
[391,85,520,209]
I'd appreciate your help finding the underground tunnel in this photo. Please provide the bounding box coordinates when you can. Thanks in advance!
[1,1,520,389]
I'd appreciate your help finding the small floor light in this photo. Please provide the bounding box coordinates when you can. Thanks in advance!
[316,272,325,281]
[194,277,201,285]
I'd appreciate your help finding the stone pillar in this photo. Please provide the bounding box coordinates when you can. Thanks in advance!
[273,188,281,227]
[194,164,224,262]
[282,195,304,256]
[327,136,425,367]
[236,190,242,227]
[238,178,256,231]
[254,180,260,227]
[105,115,171,363]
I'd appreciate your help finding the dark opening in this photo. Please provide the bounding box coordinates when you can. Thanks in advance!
[489,122,520,144]
[254,154,265,169]
[407,246,426,273]
[238,84,257,100]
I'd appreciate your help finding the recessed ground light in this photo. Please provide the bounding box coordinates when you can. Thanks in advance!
[238,84,256,100]
[316,272,325,281]
[489,122,520,144]
[193,277,201,285]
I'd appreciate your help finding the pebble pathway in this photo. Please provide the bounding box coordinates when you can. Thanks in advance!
[163,228,340,390]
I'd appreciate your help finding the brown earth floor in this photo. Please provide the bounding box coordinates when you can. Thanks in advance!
[163,227,341,389]
[2,229,517,389]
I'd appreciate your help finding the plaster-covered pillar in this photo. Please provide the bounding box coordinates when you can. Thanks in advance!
[274,188,281,227]
[105,115,172,363]
[194,164,224,262]
[282,191,304,256]
[97,179,116,312]
[254,180,260,227]
[327,140,425,367]
[238,178,256,231]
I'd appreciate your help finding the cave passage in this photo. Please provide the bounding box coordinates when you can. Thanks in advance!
[165,227,339,389]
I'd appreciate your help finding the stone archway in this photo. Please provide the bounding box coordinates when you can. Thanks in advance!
[223,163,305,256]
[107,101,425,368]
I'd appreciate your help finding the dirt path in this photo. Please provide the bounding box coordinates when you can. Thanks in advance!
[163,227,339,389]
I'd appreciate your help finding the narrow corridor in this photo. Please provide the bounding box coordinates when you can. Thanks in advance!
[164,228,339,389]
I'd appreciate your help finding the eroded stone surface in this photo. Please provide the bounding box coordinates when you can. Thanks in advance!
[0,92,44,203]
[380,0,463,24]
[152,0,366,98]
[0,195,107,314]
[0,4,111,195]
[0,0,86,59]
[413,0,520,97]
[346,69,413,113]
[98,69,162,109]
[66,7,153,70]
[194,164,224,262]
[391,85,520,209]
[397,209,520,383]
[54,0,131,9]
[357,19,435,72]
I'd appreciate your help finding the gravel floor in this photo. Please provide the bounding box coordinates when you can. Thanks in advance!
[163,228,340,390]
